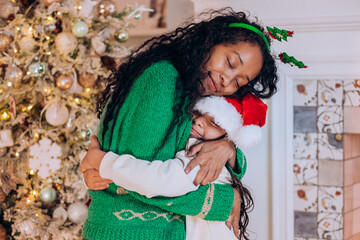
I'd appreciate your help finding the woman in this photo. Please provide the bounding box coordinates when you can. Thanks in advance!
[81,8,278,240]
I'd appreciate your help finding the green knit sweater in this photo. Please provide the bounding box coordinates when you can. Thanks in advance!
[82,61,247,240]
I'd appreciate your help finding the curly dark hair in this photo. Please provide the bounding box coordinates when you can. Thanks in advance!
[228,167,255,240]
[98,7,278,148]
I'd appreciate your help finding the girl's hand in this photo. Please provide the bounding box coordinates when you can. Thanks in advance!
[225,188,241,238]
[185,139,236,185]
[80,136,106,173]
[83,169,113,190]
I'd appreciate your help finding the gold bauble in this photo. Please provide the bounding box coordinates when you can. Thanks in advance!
[5,64,23,88]
[42,0,63,7]
[0,34,11,52]
[98,0,115,17]
[56,74,73,90]
[78,73,97,88]
[114,31,129,42]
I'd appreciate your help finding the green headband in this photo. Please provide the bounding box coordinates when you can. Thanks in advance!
[228,23,270,51]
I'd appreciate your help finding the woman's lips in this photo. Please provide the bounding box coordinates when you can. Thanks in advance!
[208,74,217,92]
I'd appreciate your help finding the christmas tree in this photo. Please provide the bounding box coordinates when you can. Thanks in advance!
[0,0,148,238]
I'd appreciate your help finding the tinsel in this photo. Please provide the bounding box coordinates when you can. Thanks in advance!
[0,0,145,239]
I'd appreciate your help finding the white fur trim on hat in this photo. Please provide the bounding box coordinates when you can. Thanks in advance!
[194,96,261,149]
[232,125,262,149]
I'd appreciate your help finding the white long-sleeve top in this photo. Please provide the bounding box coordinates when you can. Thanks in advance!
[99,138,238,240]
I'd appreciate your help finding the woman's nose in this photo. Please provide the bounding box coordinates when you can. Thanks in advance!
[221,71,234,88]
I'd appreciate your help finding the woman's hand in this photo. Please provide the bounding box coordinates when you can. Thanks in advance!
[225,188,241,238]
[80,136,106,173]
[83,169,113,190]
[185,139,236,185]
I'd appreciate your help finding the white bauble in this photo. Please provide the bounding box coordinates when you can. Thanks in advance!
[52,206,67,225]
[55,32,78,55]
[19,219,37,235]
[5,64,23,87]
[19,36,36,52]
[67,202,88,224]
[45,102,69,126]
[72,20,88,38]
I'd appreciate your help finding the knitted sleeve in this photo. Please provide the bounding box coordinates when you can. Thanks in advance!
[106,61,235,221]
[227,148,247,180]
[99,151,199,198]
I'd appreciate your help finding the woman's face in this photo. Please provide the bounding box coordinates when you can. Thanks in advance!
[200,42,263,96]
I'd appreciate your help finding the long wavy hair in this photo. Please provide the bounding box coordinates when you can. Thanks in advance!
[97,7,278,147]
[228,168,255,240]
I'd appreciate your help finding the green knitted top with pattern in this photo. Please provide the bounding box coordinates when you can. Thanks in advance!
[82,61,247,240]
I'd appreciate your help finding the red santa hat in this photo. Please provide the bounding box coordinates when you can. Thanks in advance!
[193,94,268,149]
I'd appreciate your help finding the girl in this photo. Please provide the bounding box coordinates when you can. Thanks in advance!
[81,7,278,240]
[81,94,267,240]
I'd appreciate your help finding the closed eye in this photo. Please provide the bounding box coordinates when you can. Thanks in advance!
[211,120,220,127]
[227,58,233,69]
[235,78,240,89]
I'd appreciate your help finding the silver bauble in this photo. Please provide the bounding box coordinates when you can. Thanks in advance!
[72,180,89,202]
[75,190,89,202]
[28,62,47,77]
[55,32,78,55]
[45,102,69,126]
[0,34,11,52]
[67,202,88,224]
[39,187,57,203]
[56,74,73,90]
[5,64,23,87]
